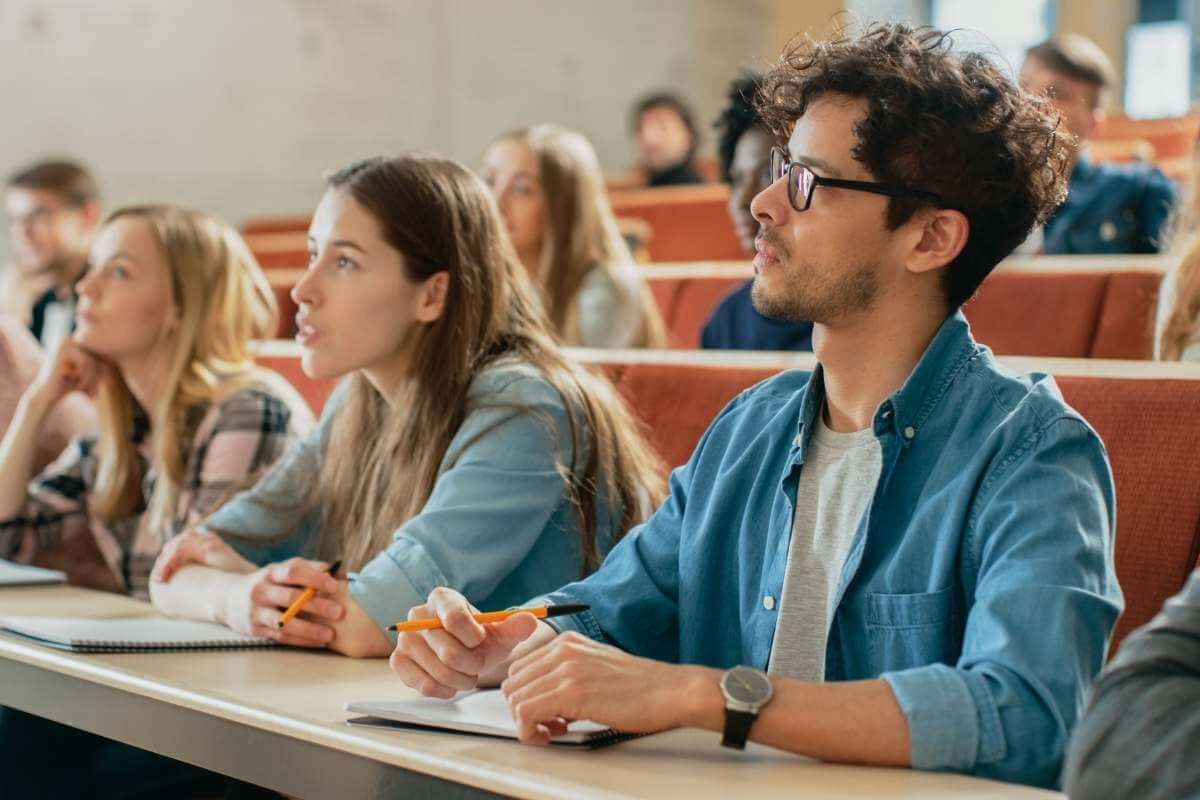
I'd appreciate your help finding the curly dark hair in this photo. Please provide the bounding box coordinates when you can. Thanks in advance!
[757,23,1072,309]
[714,71,765,183]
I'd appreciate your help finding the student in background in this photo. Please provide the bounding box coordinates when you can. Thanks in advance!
[150,155,665,659]
[390,24,1121,790]
[480,125,666,348]
[701,71,814,351]
[0,204,310,596]
[2,159,103,349]
[1020,35,1177,254]
[1063,569,1200,799]
[0,205,311,799]
[631,91,703,186]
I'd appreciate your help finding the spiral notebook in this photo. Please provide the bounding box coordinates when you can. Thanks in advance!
[346,689,638,749]
[0,615,278,653]
[0,560,67,587]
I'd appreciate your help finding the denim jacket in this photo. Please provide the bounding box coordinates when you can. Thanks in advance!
[538,311,1122,788]
[203,360,612,633]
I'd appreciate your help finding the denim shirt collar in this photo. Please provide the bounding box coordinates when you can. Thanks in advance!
[791,310,978,461]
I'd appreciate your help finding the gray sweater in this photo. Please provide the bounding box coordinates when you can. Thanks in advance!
[1064,569,1200,799]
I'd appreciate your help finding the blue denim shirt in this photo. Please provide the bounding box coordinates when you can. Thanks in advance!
[538,311,1122,788]
[202,360,613,633]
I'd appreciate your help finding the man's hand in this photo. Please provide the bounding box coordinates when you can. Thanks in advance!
[500,631,719,745]
[390,587,549,697]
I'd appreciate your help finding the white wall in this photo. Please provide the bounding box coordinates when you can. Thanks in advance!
[0,0,768,258]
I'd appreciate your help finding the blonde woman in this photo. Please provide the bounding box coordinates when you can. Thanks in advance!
[1155,235,1200,361]
[480,124,666,348]
[150,155,666,659]
[0,206,313,597]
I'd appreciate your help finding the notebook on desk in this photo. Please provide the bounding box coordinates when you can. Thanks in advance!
[0,615,278,653]
[0,561,67,587]
[346,689,638,749]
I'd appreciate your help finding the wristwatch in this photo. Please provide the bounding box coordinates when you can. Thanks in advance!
[719,665,774,749]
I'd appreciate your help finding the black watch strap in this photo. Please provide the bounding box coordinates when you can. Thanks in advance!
[721,708,758,750]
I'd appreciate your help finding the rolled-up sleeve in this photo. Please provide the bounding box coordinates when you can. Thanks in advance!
[882,417,1122,788]
[349,375,579,632]
[1063,570,1200,800]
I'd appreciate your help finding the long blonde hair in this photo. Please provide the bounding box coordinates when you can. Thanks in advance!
[310,155,666,573]
[90,206,279,529]
[496,125,666,348]
[1159,233,1200,360]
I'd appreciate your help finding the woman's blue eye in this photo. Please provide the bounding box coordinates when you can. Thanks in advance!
[112,265,129,279]
[337,256,356,270]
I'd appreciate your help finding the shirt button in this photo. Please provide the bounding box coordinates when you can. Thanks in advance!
[903,426,916,440]
[763,596,776,611]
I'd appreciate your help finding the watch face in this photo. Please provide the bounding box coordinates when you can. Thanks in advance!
[721,667,772,705]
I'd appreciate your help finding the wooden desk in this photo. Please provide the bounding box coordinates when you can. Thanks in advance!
[0,587,1061,799]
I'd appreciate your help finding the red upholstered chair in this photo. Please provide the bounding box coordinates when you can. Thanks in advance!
[1090,272,1163,359]
[1058,376,1200,650]
[963,272,1109,357]
[613,362,777,468]
[668,277,748,349]
[610,185,743,262]
[254,350,339,415]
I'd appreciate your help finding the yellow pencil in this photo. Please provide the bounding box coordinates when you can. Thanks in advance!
[387,604,590,633]
[277,560,341,628]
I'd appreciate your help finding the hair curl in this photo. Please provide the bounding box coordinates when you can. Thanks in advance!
[758,23,1073,308]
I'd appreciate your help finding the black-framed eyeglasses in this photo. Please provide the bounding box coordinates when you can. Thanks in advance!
[769,147,942,212]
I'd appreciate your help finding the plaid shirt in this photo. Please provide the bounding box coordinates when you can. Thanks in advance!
[1,383,312,599]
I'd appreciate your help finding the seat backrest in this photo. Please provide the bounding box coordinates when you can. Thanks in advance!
[610,185,743,262]
[1090,271,1163,359]
[1056,375,1200,649]
[962,271,1109,358]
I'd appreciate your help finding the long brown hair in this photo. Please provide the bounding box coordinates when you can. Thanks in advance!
[311,155,665,573]
[493,125,666,347]
[91,206,281,528]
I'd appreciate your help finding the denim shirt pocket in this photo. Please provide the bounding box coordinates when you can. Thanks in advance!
[867,585,962,675]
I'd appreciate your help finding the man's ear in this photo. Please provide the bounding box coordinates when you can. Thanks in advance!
[906,208,969,276]
[415,271,449,323]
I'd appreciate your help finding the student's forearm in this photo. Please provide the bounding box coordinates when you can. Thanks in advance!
[0,391,53,519]
[149,565,241,625]
[676,671,911,766]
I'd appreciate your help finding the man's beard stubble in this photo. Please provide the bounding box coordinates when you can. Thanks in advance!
[750,231,879,323]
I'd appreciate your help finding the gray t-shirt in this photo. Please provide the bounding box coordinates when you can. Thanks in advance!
[768,413,882,681]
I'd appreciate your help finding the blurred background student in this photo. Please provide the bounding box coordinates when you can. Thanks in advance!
[481,124,666,348]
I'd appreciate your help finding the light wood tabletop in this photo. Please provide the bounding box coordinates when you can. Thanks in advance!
[0,584,1063,799]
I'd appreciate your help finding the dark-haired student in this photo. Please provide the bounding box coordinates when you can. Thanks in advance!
[1020,35,1177,254]
[389,24,1121,790]
[2,159,102,350]
[701,71,814,351]
[631,91,703,187]
[150,155,665,659]
[1063,569,1200,799]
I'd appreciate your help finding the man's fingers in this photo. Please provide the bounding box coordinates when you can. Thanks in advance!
[401,633,479,692]
[482,613,539,661]
[389,650,457,699]
[422,628,486,675]
[268,558,338,592]
[428,589,485,647]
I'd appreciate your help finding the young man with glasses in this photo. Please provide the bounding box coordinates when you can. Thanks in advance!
[388,25,1122,790]
[3,160,102,350]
